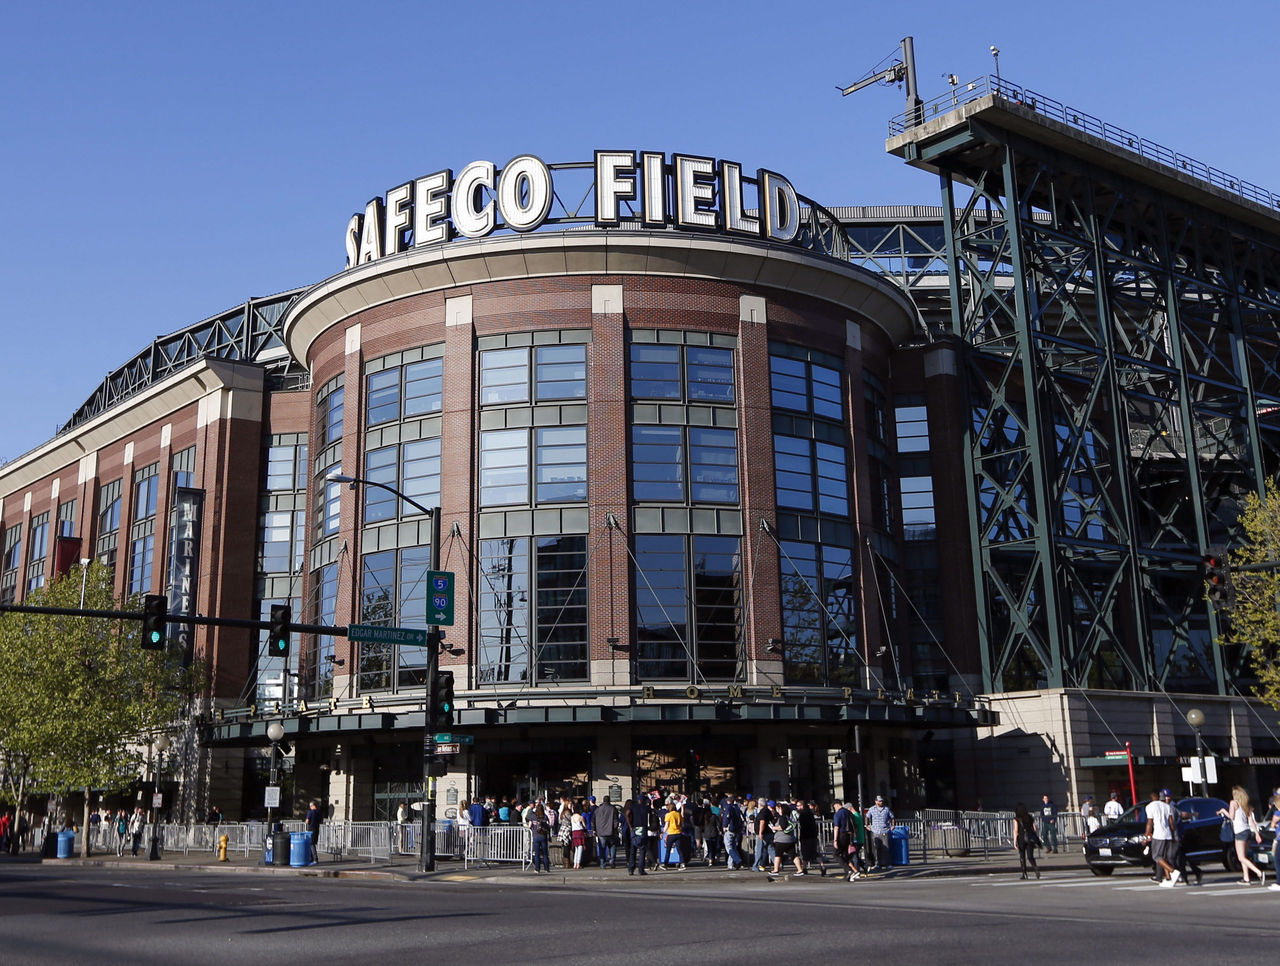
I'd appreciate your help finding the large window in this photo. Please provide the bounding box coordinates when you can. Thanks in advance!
[632,426,738,504]
[26,512,48,593]
[480,427,586,507]
[96,478,122,574]
[307,563,339,698]
[778,540,858,685]
[477,534,588,684]
[315,461,342,539]
[364,438,442,522]
[0,524,20,604]
[479,344,587,406]
[261,510,305,573]
[255,594,301,705]
[57,499,76,539]
[634,534,741,681]
[770,355,842,421]
[265,437,309,491]
[128,463,159,595]
[358,547,433,692]
[630,343,735,403]
[367,357,444,426]
[316,379,345,448]
[773,435,848,516]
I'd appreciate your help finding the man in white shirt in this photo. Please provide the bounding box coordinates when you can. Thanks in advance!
[1145,790,1180,886]
[1103,792,1125,824]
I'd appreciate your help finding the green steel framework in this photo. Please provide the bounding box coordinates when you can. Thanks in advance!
[896,95,1280,696]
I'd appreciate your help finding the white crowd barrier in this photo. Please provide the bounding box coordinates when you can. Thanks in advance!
[463,824,531,870]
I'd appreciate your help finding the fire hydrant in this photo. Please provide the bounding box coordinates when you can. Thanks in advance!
[217,834,229,862]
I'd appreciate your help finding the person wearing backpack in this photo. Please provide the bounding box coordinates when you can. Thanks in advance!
[527,798,552,874]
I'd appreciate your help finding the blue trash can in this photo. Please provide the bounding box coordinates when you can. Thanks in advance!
[56,829,76,859]
[289,831,314,867]
[889,826,910,866]
[658,837,683,866]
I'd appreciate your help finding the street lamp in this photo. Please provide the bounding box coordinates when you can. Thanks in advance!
[149,734,170,860]
[1186,707,1209,797]
[266,721,285,832]
[326,471,442,873]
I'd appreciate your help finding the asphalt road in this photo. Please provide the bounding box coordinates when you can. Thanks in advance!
[3,864,1273,965]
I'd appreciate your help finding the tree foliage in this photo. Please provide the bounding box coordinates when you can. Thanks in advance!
[0,563,201,807]
[1218,482,1280,708]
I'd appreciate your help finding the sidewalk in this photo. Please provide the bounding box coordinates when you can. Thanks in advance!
[8,843,1090,883]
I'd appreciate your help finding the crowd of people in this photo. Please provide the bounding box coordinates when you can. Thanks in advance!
[439,790,902,880]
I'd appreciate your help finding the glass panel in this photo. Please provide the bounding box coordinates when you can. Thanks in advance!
[480,429,529,506]
[404,358,443,416]
[535,426,587,502]
[779,541,822,683]
[535,535,588,681]
[401,438,441,514]
[823,545,859,685]
[635,534,688,679]
[359,551,396,691]
[397,546,432,688]
[630,344,681,399]
[363,446,399,523]
[774,435,814,511]
[632,425,684,501]
[478,537,531,684]
[265,444,296,490]
[770,356,807,411]
[535,345,586,401]
[693,535,740,680]
[688,427,738,503]
[812,364,842,420]
[480,347,529,405]
[366,368,401,426]
[686,346,734,403]
[815,441,849,516]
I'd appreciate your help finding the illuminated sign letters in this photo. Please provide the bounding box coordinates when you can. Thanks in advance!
[345,151,802,268]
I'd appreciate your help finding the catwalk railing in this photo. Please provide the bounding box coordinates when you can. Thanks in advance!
[888,76,1280,215]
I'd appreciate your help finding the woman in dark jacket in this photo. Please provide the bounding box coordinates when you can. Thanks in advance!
[1014,802,1041,879]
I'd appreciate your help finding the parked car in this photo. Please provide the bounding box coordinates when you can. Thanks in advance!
[1082,796,1273,876]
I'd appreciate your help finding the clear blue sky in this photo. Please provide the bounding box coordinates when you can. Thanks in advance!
[2,0,1276,462]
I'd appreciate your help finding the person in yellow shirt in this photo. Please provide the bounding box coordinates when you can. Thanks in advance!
[659,801,686,870]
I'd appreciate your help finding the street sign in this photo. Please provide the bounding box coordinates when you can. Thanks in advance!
[427,570,455,626]
[436,743,461,755]
[152,793,163,808]
[433,733,474,744]
[264,786,281,808]
[348,624,428,645]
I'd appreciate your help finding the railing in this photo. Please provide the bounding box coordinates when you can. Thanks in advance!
[888,76,1280,215]
[463,825,532,870]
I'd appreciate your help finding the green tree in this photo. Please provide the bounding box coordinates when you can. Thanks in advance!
[0,563,201,843]
[1216,482,1280,707]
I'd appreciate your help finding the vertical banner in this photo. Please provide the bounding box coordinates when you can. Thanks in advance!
[165,487,204,664]
[53,536,82,580]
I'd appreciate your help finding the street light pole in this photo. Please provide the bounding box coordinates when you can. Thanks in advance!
[149,734,170,860]
[266,721,285,832]
[327,472,442,873]
[1186,708,1209,797]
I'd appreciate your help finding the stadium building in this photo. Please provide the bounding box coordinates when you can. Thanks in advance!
[6,72,1280,824]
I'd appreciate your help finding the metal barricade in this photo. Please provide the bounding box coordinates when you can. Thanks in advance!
[394,820,460,859]
[463,824,531,870]
[343,821,392,863]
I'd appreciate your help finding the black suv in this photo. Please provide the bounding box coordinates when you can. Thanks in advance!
[1082,796,1271,876]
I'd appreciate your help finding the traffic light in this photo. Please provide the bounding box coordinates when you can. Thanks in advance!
[427,757,448,778]
[141,594,167,650]
[432,670,455,731]
[268,604,291,657]
[1203,552,1230,603]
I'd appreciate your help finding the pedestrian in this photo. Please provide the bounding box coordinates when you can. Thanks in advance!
[752,797,774,872]
[1165,789,1202,886]
[866,795,894,871]
[467,797,487,828]
[205,805,222,825]
[1081,795,1099,833]
[832,799,860,881]
[396,801,408,825]
[658,800,685,871]
[797,800,824,875]
[594,795,618,868]
[720,793,745,870]
[768,802,804,879]
[626,794,650,876]
[527,798,552,874]
[1217,785,1264,885]
[1013,803,1041,879]
[305,801,322,863]
[129,807,145,856]
[1038,794,1059,853]
[1103,791,1124,824]
[1145,790,1180,887]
